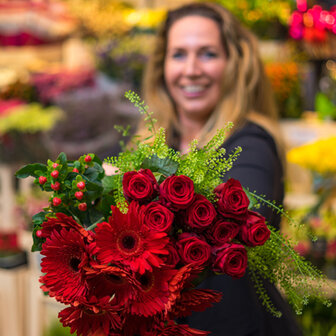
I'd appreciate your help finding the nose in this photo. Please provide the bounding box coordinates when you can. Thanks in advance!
[183,54,201,77]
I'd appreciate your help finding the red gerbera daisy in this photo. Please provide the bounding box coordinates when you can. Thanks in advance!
[165,264,203,315]
[145,320,210,336]
[169,289,222,319]
[87,264,141,306]
[95,202,169,274]
[129,266,177,317]
[41,213,92,241]
[59,296,122,336]
[40,228,91,303]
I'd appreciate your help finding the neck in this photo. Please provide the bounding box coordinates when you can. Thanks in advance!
[178,113,206,154]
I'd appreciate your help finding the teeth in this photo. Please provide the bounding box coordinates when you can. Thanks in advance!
[183,85,205,93]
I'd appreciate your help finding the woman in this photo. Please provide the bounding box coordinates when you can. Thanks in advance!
[138,2,303,335]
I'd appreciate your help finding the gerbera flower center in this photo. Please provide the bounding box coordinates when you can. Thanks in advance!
[106,273,124,285]
[122,235,136,249]
[138,273,154,292]
[69,257,81,272]
[117,230,141,255]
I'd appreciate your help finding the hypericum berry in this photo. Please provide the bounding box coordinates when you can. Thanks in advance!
[51,170,59,179]
[51,181,61,191]
[84,155,92,163]
[36,230,43,238]
[77,181,86,190]
[75,191,84,200]
[72,168,79,173]
[78,203,87,211]
[39,176,47,185]
[52,163,59,168]
[52,197,62,206]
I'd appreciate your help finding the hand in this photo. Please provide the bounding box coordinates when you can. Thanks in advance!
[102,163,119,176]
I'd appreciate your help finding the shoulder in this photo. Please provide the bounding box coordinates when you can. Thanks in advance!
[223,121,281,174]
[225,121,276,153]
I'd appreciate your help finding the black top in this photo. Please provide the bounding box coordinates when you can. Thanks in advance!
[181,121,302,336]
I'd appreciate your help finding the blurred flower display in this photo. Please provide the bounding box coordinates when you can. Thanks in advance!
[287,136,336,175]
[289,4,336,59]
[0,99,63,163]
[0,231,27,268]
[286,137,336,280]
[96,34,154,88]
[0,0,76,46]
[211,0,292,39]
[265,61,303,118]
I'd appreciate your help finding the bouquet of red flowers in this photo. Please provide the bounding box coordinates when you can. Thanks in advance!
[16,92,330,335]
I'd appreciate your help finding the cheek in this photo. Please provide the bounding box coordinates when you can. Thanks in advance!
[164,60,182,92]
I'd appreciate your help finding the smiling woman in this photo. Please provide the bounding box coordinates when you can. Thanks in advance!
[164,16,227,153]
[137,2,303,336]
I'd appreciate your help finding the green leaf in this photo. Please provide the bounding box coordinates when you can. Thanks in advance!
[243,187,259,210]
[97,194,115,218]
[102,175,120,193]
[32,226,44,252]
[57,152,67,165]
[32,211,48,226]
[15,163,47,178]
[84,167,99,181]
[141,154,179,176]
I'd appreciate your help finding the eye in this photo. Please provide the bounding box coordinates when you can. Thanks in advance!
[200,50,218,59]
[171,51,185,59]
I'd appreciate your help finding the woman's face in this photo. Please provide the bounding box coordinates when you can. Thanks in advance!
[164,15,227,123]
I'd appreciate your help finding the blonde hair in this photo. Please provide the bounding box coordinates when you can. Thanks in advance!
[140,2,285,160]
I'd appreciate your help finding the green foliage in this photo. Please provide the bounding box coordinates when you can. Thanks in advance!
[16,152,115,251]
[16,90,334,319]
[248,227,331,315]
[315,92,336,121]
[298,298,336,336]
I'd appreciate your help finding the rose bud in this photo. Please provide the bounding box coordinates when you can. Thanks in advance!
[176,232,211,267]
[51,181,61,191]
[52,197,62,207]
[39,176,47,185]
[240,210,270,247]
[212,243,247,278]
[159,175,194,211]
[51,170,59,179]
[52,163,59,168]
[77,181,86,190]
[185,194,216,231]
[162,242,180,268]
[207,218,240,246]
[72,168,79,173]
[140,202,174,232]
[122,169,158,202]
[214,178,249,221]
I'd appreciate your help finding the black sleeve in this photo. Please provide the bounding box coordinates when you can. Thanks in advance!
[223,124,284,229]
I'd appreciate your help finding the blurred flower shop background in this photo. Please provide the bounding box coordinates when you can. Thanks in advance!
[0,0,336,335]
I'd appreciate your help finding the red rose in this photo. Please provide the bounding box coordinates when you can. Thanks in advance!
[122,169,158,202]
[208,218,240,246]
[212,243,247,278]
[214,178,249,221]
[162,242,180,267]
[185,194,216,231]
[176,233,211,267]
[140,202,174,232]
[240,210,270,247]
[159,175,194,211]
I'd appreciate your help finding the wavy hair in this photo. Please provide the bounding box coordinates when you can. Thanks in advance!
[140,2,285,159]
